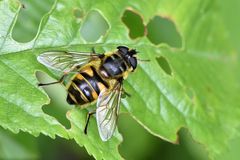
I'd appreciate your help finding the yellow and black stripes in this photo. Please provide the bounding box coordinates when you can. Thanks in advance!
[67,66,109,105]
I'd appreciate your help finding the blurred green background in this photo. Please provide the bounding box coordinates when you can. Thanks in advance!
[1,0,238,159]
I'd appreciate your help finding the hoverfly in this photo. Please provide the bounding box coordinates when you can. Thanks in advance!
[37,46,138,141]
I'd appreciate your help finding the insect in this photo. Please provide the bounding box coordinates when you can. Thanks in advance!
[37,46,138,141]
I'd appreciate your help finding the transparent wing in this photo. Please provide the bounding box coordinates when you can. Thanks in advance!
[37,51,99,72]
[96,83,122,141]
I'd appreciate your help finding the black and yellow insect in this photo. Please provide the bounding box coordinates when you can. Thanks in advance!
[37,46,138,141]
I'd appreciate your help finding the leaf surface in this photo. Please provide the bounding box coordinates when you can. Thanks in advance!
[0,0,239,159]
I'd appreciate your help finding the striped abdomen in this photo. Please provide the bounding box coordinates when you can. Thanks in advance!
[67,66,108,105]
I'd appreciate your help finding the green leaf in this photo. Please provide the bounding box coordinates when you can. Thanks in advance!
[0,0,240,159]
[0,128,39,159]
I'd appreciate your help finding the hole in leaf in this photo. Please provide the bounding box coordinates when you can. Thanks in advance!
[147,16,182,48]
[80,10,109,42]
[73,8,83,19]
[12,0,55,43]
[156,56,172,75]
[121,9,145,39]
[36,71,71,129]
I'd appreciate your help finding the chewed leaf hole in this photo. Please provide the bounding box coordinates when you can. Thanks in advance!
[73,8,84,19]
[121,9,146,39]
[36,71,71,129]
[156,56,172,75]
[147,16,182,48]
[12,0,55,43]
[80,10,109,42]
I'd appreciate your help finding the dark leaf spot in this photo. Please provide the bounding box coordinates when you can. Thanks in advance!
[73,8,83,19]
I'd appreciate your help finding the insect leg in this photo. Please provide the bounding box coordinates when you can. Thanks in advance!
[91,47,96,54]
[121,88,131,98]
[84,110,96,134]
[38,65,79,87]
[91,47,104,59]
[38,74,67,86]
[117,78,131,97]
[123,89,131,97]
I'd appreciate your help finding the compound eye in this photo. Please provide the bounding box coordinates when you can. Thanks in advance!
[129,49,137,56]
[129,57,137,70]
[117,46,129,55]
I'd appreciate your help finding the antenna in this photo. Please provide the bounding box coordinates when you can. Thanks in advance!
[137,58,150,62]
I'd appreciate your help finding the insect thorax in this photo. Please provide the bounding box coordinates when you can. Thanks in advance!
[99,53,130,79]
